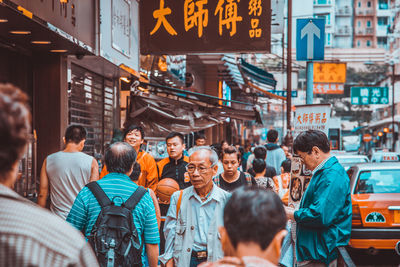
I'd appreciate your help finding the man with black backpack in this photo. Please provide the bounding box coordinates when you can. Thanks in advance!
[67,142,160,267]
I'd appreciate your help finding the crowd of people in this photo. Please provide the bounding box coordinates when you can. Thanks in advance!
[0,83,352,267]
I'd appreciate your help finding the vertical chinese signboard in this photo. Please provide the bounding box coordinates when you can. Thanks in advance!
[289,104,331,209]
[140,0,271,54]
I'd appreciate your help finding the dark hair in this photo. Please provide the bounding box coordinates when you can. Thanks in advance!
[267,129,279,143]
[293,130,330,154]
[129,162,141,181]
[210,143,222,160]
[224,186,286,250]
[220,140,229,146]
[65,125,87,144]
[105,142,137,174]
[222,146,240,162]
[166,132,184,144]
[0,84,30,176]
[252,158,266,174]
[238,146,244,157]
[123,124,145,140]
[281,159,291,173]
[254,146,267,160]
[194,133,205,141]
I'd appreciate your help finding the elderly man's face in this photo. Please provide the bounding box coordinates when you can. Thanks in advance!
[187,150,217,190]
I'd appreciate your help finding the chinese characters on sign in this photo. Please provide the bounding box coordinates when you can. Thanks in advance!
[313,63,346,84]
[140,0,271,54]
[351,87,389,105]
[293,104,331,138]
[313,83,344,94]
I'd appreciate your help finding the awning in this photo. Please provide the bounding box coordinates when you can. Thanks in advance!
[127,89,257,137]
[240,59,277,88]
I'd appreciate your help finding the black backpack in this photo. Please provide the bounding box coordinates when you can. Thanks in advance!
[87,182,147,267]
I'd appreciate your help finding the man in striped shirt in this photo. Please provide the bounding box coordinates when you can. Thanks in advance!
[67,142,160,267]
[0,83,98,266]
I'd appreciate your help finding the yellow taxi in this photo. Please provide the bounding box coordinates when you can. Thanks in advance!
[346,163,400,254]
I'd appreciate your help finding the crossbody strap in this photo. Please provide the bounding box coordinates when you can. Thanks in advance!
[87,182,112,208]
[176,190,183,220]
[124,186,147,211]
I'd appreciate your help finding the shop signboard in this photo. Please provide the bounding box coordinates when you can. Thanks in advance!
[140,0,271,54]
[351,87,389,105]
[100,0,140,74]
[313,83,344,94]
[313,62,346,84]
[289,104,331,209]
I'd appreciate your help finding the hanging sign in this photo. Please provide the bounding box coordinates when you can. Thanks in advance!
[140,0,271,54]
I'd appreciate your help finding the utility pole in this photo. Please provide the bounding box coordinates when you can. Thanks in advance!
[287,0,292,132]
[392,64,396,152]
[282,28,285,133]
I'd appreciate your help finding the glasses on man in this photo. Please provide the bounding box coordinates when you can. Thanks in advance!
[186,164,213,174]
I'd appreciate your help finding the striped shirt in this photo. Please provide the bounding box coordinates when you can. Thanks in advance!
[67,172,160,263]
[0,184,98,267]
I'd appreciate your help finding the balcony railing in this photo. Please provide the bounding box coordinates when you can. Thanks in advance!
[336,6,351,16]
[336,27,351,35]
[355,9,375,16]
[356,28,374,35]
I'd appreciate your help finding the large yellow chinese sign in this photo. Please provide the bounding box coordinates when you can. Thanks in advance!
[313,62,346,84]
[140,0,271,54]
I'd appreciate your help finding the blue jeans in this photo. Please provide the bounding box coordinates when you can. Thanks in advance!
[190,256,207,267]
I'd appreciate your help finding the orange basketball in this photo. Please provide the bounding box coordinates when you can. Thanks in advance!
[155,178,180,204]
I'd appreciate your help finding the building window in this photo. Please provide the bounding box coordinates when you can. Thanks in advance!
[358,1,361,7]
[357,40,361,47]
[367,40,371,47]
[367,20,371,27]
[367,1,371,7]
[378,37,388,48]
[358,21,361,27]
[378,17,388,25]
[379,0,389,9]
[314,0,329,4]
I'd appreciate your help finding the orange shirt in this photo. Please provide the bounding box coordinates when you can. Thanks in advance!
[273,172,290,191]
[100,150,158,191]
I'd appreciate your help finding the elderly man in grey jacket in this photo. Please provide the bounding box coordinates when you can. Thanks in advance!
[159,146,230,267]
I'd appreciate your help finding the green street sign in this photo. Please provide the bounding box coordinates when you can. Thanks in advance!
[351,87,389,105]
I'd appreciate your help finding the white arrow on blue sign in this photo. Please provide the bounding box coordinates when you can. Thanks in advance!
[296,18,325,61]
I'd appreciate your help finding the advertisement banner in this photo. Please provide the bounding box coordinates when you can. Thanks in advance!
[289,104,331,209]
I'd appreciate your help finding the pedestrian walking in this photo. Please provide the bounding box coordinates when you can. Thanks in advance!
[285,130,352,267]
[199,186,287,267]
[247,146,277,178]
[188,133,207,155]
[0,83,98,267]
[159,146,230,267]
[100,124,159,191]
[38,125,99,219]
[157,132,190,189]
[156,132,189,254]
[67,142,160,267]
[214,146,256,192]
[252,158,275,191]
[265,129,286,175]
[273,159,291,198]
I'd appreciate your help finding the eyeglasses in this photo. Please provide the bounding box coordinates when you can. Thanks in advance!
[186,164,213,174]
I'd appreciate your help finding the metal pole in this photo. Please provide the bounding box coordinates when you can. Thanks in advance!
[287,0,292,132]
[282,27,285,133]
[392,64,396,152]
[306,62,314,104]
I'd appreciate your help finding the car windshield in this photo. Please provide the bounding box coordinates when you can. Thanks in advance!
[337,157,368,164]
[355,170,400,194]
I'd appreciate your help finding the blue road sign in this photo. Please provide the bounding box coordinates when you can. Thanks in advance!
[296,18,325,61]
[273,90,298,98]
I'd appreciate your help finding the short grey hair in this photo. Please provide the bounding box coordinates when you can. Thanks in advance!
[188,146,219,166]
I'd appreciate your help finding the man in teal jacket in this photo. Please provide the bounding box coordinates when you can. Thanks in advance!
[286,130,352,266]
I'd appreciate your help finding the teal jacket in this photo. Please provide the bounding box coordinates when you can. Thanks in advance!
[294,156,352,265]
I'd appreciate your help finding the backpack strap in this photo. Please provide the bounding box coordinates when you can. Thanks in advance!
[87,181,112,208]
[124,186,147,211]
[176,190,183,219]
